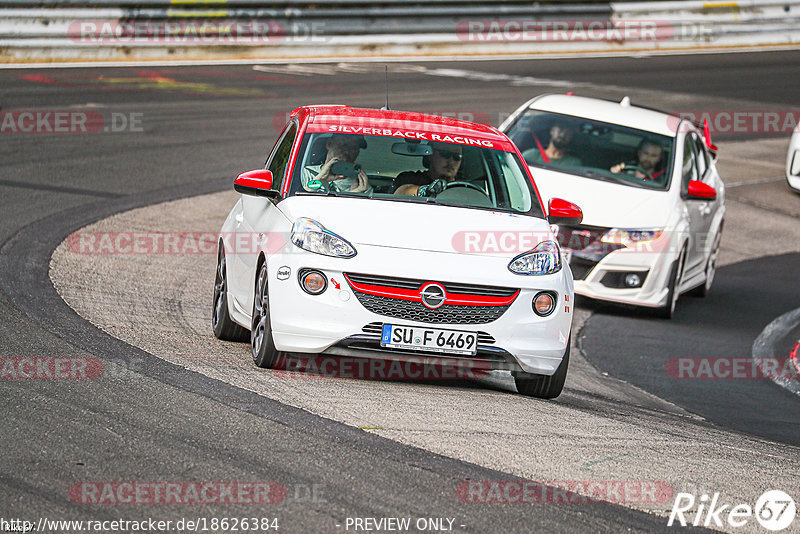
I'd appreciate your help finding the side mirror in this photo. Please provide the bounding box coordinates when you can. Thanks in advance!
[234,170,280,198]
[547,198,583,225]
[685,180,716,201]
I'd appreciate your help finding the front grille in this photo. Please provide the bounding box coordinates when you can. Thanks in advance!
[361,322,496,344]
[345,273,516,298]
[353,293,510,324]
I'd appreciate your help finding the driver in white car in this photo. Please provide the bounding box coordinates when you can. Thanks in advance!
[302,134,371,193]
[394,142,463,196]
[610,138,666,182]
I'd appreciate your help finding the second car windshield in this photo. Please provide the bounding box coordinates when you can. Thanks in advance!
[505,110,676,191]
[287,132,543,218]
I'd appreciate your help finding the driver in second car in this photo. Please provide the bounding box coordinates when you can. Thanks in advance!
[394,142,462,197]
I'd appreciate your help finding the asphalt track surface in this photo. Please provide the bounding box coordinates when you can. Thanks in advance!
[1,50,800,532]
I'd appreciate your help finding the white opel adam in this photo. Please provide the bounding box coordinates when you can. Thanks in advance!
[500,95,726,318]
[212,105,583,398]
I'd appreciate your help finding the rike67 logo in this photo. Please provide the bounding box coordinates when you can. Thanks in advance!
[668,490,796,531]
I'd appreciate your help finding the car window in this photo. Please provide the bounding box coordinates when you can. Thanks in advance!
[691,133,709,179]
[504,109,675,191]
[286,132,542,218]
[682,134,700,192]
[267,122,298,192]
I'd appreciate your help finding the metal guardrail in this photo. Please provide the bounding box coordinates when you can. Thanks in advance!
[0,0,798,60]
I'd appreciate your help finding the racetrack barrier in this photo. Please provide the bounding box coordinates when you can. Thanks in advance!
[0,0,798,61]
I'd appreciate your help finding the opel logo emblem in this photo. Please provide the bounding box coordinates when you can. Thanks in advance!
[420,283,446,309]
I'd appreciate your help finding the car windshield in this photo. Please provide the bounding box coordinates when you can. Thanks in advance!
[286,132,544,218]
[505,109,676,191]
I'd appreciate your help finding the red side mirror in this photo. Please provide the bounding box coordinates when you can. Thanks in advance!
[234,170,279,198]
[548,198,583,225]
[686,180,717,201]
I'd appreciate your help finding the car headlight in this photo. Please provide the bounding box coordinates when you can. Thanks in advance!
[291,218,357,258]
[601,228,664,247]
[508,240,562,275]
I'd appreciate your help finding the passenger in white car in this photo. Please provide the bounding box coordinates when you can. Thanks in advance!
[302,134,371,193]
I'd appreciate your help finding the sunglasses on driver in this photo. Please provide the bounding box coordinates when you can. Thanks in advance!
[434,149,463,162]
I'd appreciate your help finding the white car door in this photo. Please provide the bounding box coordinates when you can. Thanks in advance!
[680,132,716,278]
[231,121,299,313]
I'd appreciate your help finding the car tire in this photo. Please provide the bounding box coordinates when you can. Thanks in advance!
[689,223,722,298]
[212,246,249,342]
[513,337,570,399]
[656,246,686,319]
[251,262,285,369]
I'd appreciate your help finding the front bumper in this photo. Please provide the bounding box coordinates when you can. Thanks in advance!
[565,239,675,308]
[265,246,573,376]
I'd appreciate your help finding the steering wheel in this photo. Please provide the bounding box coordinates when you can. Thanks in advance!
[619,164,653,181]
[443,181,488,195]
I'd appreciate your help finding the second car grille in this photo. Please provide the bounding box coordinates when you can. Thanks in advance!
[353,293,511,325]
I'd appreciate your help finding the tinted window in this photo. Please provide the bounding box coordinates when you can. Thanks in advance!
[682,135,699,192]
[505,109,675,190]
[286,132,543,218]
[692,133,709,178]
[267,123,298,191]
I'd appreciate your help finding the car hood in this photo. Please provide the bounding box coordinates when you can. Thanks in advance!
[530,167,673,229]
[278,195,552,257]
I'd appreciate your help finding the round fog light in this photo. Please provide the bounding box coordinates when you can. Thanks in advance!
[533,292,556,317]
[624,273,642,288]
[300,270,327,295]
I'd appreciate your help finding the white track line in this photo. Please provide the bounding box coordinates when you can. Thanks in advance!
[2,44,800,69]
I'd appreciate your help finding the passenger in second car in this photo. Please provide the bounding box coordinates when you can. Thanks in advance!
[394,142,463,197]
[521,120,582,168]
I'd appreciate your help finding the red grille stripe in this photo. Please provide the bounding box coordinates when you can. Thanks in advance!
[343,274,519,307]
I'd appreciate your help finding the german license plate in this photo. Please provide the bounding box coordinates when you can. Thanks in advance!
[380,324,478,356]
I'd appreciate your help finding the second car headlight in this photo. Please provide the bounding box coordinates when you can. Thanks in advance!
[601,228,664,247]
[508,240,562,275]
[291,218,357,258]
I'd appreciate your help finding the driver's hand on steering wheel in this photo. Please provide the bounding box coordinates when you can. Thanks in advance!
[610,162,625,173]
[416,178,446,198]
